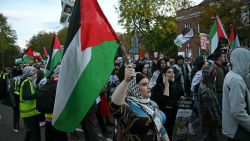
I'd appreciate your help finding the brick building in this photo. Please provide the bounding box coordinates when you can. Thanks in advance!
[176,4,203,59]
[176,0,250,58]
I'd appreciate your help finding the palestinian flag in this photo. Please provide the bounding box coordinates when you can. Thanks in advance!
[15,58,23,65]
[52,0,119,132]
[229,25,240,49]
[33,51,43,61]
[23,47,34,63]
[45,33,63,77]
[209,15,228,54]
[43,47,49,58]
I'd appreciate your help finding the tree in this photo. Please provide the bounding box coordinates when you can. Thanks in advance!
[143,16,177,57]
[0,13,21,67]
[167,0,195,15]
[199,0,249,46]
[27,31,54,54]
[57,27,68,45]
[27,27,67,56]
[116,0,193,57]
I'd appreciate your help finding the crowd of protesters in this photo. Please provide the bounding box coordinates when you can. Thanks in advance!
[0,47,250,141]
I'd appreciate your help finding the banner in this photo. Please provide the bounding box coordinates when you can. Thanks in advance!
[172,100,193,141]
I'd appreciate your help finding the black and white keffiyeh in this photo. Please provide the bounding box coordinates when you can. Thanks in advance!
[125,75,163,132]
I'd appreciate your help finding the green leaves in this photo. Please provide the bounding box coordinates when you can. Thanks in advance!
[0,13,20,67]
[27,27,67,56]
[0,13,67,67]
[28,31,54,54]
[117,0,193,57]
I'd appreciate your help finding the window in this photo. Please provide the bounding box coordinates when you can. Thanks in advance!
[184,22,192,28]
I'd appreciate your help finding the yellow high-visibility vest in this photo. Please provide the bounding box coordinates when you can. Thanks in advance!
[13,79,20,95]
[0,72,7,80]
[19,79,39,118]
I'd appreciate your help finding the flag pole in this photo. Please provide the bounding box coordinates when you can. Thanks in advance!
[119,42,129,64]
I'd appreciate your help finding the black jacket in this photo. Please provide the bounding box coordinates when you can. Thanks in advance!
[151,81,180,114]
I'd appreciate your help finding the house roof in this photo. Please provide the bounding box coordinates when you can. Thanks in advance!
[200,0,250,5]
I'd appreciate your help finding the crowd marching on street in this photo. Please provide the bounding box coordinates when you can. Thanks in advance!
[1,0,250,140]
[0,47,250,141]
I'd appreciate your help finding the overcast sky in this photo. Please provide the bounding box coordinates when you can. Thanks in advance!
[0,0,203,49]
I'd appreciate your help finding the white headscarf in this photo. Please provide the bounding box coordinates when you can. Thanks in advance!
[22,66,37,87]
[22,66,36,77]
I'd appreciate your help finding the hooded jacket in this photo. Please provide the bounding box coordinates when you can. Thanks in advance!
[222,48,250,138]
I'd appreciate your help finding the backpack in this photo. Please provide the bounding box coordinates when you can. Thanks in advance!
[36,79,57,113]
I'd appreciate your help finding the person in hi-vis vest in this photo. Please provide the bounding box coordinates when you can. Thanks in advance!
[10,68,23,132]
[0,68,9,100]
[19,66,41,141]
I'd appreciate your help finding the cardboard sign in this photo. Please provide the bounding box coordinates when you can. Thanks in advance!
[172,100,194,141]
[60,0,75,26]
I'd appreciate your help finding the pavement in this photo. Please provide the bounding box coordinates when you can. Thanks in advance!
[0,104,112,141]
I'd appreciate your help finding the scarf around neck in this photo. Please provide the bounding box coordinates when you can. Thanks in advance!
[125,76,163,132]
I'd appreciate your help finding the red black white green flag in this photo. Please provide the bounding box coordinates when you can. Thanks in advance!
[229,24,240,49]
[52,0,119,132]
[43,47,49,58]
[22,47,34,63]
[209,16,228,54]
[45,33,63,77]
[33,51,43,61]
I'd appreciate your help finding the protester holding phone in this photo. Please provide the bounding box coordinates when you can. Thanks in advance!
[151,66,184,140]
[149,58,168,88]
